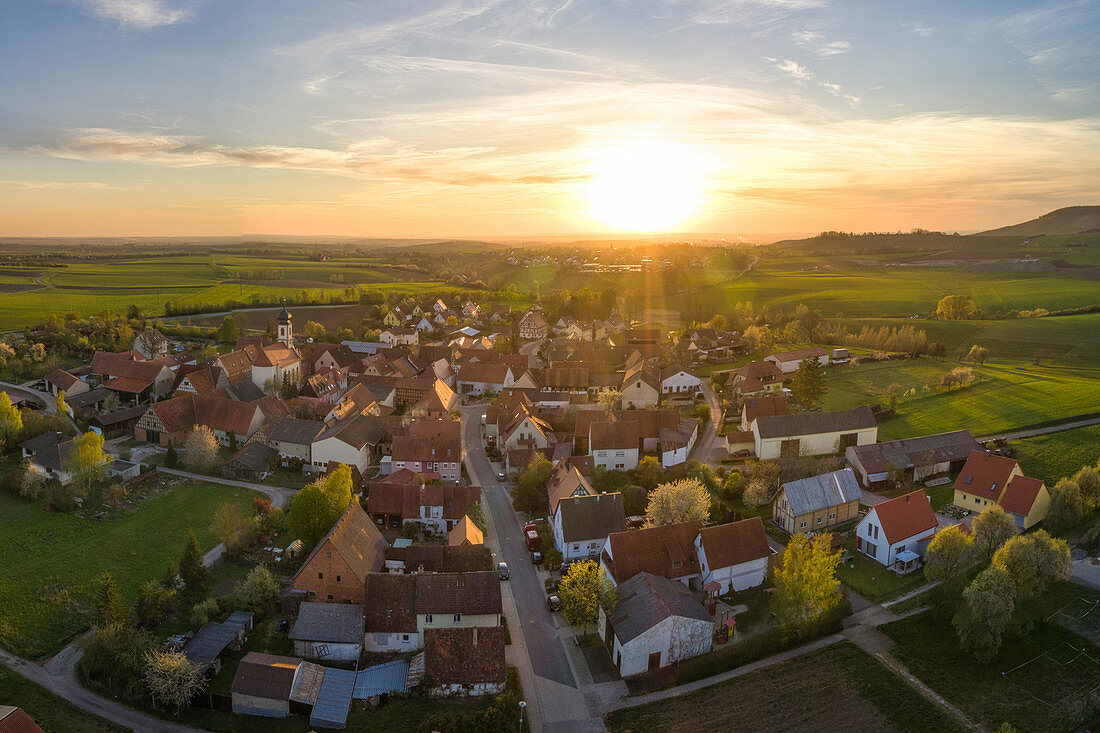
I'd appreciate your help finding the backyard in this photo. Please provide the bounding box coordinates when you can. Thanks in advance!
[834,536,929,603]
[0,477,261,659]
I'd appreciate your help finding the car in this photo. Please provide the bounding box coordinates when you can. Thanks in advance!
[524,521,537,532]
[497,471,506,481]
[498,561,510,580]
[547,594,561,612]
[275,619,289,633]
[531,551,543,565]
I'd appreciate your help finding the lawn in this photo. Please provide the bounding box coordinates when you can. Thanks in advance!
[0,666,126,732]
[835,537,929,603]
[1013,424,1100,484]
[879,581,1100,732]
[606,640,965,733]
[821,358,1100,441]
[0,479,261,659]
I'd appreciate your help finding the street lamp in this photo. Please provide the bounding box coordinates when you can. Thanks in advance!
[518,700,526,732]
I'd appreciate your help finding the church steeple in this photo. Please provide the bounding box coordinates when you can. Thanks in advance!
[277,300,293,347]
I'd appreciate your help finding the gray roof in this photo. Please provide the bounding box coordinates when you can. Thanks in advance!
[224,381,265,402]
[317,413,386,449]
[184,620,242,672]
[267,417,326,445]
[558,492,626,543]
[780,468,863,517]
[19,432,73,472]
[755,406,876,440]
[848,430,982,475]
[290,602,365,644]
[607,572,712,644]
[225,441,278,471]
[67,387,113,410]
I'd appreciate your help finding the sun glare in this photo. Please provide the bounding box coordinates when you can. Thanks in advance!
[586,140,707,232]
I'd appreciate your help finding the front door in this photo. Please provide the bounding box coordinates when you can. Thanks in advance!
[648,652,662,672]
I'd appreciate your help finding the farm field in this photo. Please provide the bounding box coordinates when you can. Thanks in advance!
[821,359,1100,441]
[1012,425,1100,484]
[605,640,964,733]
[879,581,1100,732]
[0,479,261,659]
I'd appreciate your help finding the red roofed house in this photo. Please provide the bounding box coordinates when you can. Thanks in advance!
[366,469,481,533]
[693,516,774,594]
[291,501,388,604]
[389,419,464,482]
[952,450,1050,529]
[855,490,938,574]
[731,360,784,398]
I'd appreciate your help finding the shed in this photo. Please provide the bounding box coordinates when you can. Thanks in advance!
[773,468,864,534]
[231,652,302,718]
[290,602,365,662]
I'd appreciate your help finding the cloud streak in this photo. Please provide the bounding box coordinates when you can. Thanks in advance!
[65,0,191,28]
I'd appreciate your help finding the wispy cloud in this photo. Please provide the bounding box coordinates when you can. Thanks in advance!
[0,180,109,190]
[774,58,812,81]
[793,30,851,56]
[903,21,935,38]
[65,0,191,28]
[772,58,859,106]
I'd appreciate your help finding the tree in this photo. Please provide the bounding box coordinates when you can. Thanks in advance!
[954,565,1015,662]
[164,444,179,468]
[232,565,281,613]
[80,622,154,698]
[644,479,710,527]
[0,391,22,451]
[972,505,1016,561]
[212,501,253,555]
[597,389,622,413]
[772,533,842,630]
[512,456,552,517]
[93,573,127,627]
[19,461,46,500]
[72,430,108,493]
[622,485,648,517]
[216,315,239,343]
[992,530,1070,599]
[279,371,298,399]
[467,500,486,532]
[789,356,827,407]
[966,345,989,366]
[923,525,974,587]
[1046,478,1087,533]
[557,560,616,632]
[143,650,203,713]
[632,456,662,491]
[287,468,356,547]
[132,581,172,629]
[882,383,904,412]
[1075,466,1100,510]
[935,295,976,320]
[178,530,206,596]
[55,390,70,417]
[183,425,219,473]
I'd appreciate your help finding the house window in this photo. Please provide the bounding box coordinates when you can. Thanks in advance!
[672,560,682,569]
[327,594,334,601]
[799,520,807,529]
[816,517,823,524]
[453,614,461,623]
[402,634,410,642]
[336,575,341,582]
[862,542,877,557]
[318,572,324,580]
[308,591,316,597]
[829,513,836,520]
[425,614,433,624]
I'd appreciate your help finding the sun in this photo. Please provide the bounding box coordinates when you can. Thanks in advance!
[585,140,707,232]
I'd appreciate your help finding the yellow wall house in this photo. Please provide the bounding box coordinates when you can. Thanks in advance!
[952,450,1050,530]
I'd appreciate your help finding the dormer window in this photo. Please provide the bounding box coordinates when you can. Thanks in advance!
[965,476,973,484]
[672,560,682,569]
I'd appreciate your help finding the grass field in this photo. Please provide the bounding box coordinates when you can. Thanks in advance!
[605,640,965,733]
[0,480,260,659]
[0,666,125,732]
[1013,425,1100,484]
[879,581,1100,732]
[835,536,929,603]
[821,359,1100,441]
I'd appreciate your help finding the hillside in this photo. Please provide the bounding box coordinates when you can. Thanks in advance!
[980,206,1100,237]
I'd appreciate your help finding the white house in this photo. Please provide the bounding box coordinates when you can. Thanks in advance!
[660,420,698,469]
[659,365,701,396]
[855,490,939,574]
[751,406,877,460]
[598,572,713,677]
[552,492,626,563]
[289,602,364,662]
[310,414,385,474]
[765,347,829,374]
[693,517,773,595]
[590,421,640,471]
[455,363,514,397]
[380,327,419,347]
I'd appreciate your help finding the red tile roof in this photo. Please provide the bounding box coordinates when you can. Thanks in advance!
[604,520,703,584]
[999,475,1045,518]
[697,517,771,570]
[952,450,1019,502]
[871,490,938,545]
[423,627,505,686]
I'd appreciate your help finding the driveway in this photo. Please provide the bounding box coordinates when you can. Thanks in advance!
[155,466,296,509]
[689,380,723,465]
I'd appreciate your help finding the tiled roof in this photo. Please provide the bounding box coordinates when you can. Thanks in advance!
[767,347,828,362]
[46,369,81,390]
[697,517,771,570]
[952,450,1019,502]
[870,490,938,545]
[607,572,712,644]
[231,653,301,700]
[547,465,596,515]
[558,492,626,543]
[293,502,387,586]
[604,520,703,584]
[267,417,326,445]
[590,421,640,451]
[999,475,1046,518]
[742,395,788,424]
[448,516,484,546]
[423,627,505,686]
[362,574,417,633]
[415,571,502,616]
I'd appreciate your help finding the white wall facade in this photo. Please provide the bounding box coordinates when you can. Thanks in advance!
[599,609,712,677]
[591,447,639,471]
[695,538,768,594]
[292,640,361,662]
[661,372,701,394]
[855,510,938,567]
[311,436,371,473]
[364,631,420,653]
[755,425,877,460]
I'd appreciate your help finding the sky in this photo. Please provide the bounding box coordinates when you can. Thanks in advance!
[1,0,1098,238]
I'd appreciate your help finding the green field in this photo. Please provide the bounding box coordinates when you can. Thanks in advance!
[0,666,125,732]
[606,641,964,733]
[1013,425,1100,484]
[822,359,1100,442]
[0,480,260,659]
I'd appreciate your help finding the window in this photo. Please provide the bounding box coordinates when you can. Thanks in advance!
[672,560,682,569]
[799,520,807,529]
[308,591,316,597]
[453,614,461,623]
[402,634,410,642]
[829,513,836,520]
[425,614,433,624]
[327,594,333,601]
[816,517,823,524]
[336,575,341,582]
[318,572,324,580]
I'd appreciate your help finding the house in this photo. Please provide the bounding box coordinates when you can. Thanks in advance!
[855,490,938,574]
[448,516,484,546]
[423,626,506,696]
[765,347,829,374]
[952,450,1051,529]
[90,351,175,403]
[410,379,459,420]
[230,652,302,718]
[362,571,502,652]
[290,602,365,661]
[259,417,326,466]
[310,413,386,475]
[660,364,701,397]
[297,369,344,403]
[659,419,699,469]
[45,368,89,398]
[602,520,703,587]
[693,517,773,594]
[132,328,168,359]
[751,406,877,460]
[847,430,982,489]
[731,361,784,398]
[553,492,626,563]
[455,362,514,396]
[222,442,279,482]
[598,572,713,677]
[590,421,641,471]
[0,706,45,733]
[518,308,548,340]
[547,464,597,516]
[383,310,402,328]
[174,364,229,395]
[390,419,464,482]
[380,327,419,347]
[385,543,490,574]
[19,432,78,485]
[300,342,359,376]
[366,472,481,533]
[739,395,787,431]
[622,362,660,408]
[248,342,302,393]
[499,403,553,453]
[773,468,864,534]
[134,394,268,446]
[291,502,388,604]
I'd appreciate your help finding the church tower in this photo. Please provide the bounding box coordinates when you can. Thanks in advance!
[277,302,293,347]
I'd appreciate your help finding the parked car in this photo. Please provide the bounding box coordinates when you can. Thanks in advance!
[531,551,543,565]
[547,594,561,612]
[498,561,510,580]
[497,471,506,481]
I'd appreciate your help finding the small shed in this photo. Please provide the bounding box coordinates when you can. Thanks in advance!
[231,652,302,719]
[221,442,278,482]
[290,602,365,662]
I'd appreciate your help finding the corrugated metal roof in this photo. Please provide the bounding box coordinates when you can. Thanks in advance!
[780,468,864,517]
[353,660,409,698]
[310,668,354,730]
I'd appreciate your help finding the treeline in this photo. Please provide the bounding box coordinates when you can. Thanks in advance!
[936,294,1100,321]
[232,269,285,280]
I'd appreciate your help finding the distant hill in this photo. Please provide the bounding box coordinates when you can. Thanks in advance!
[980,206,1100,237]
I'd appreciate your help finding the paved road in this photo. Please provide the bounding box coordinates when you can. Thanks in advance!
[689,380,723,465]
[460,406,575,689]
[155,466,296,509]
[979,415,1100,442]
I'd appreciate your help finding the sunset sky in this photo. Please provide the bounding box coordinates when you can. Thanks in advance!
[2,0,1098,238]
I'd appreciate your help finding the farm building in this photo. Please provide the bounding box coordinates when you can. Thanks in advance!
[765,347,829,374]
[291,502,388,605]
[846,430,982,489]
[751,406,877,460]
[599,572,713,677]
[230,652,302,718]
[290,602,365,662]
[855,490,938,574]
[773,468,864,534]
